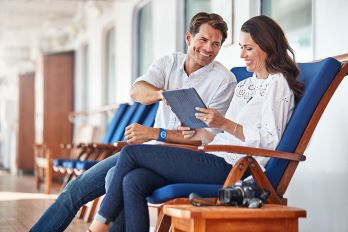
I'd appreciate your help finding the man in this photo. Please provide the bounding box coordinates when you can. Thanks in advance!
[30,12,236,232]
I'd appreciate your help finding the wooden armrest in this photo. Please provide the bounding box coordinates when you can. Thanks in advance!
[33,143,63,150]
[92,143,118,149]
[59,143,84,149]
[92,142,199,152]
[199,145,305,162]
[113,141,128,150]
[104,141,200,151]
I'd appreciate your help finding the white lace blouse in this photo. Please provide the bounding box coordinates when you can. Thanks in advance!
[209,72,295,167]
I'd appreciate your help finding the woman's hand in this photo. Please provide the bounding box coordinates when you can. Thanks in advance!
[195,107,227,129]
[177,126,214,144]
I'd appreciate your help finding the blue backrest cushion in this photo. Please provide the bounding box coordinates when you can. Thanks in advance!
[231,58,341,188]
[102,103,129,143]
[141,103,159,127]
[110,102,140,143]
[120,103,157,141]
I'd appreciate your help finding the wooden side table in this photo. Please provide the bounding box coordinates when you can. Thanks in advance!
[163,204,306,232]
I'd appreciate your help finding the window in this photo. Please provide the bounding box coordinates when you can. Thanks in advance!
[105,27,116,105]
[183,0,211,51]
[82,44,90,109]
[261,0,313,61]
[137,1,153,77]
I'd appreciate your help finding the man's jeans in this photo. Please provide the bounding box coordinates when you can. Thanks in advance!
[30,154,124,232]
[97,144,232,232]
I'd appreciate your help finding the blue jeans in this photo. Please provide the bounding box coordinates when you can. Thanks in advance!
[97,144,232,232]
[30,154,125,232]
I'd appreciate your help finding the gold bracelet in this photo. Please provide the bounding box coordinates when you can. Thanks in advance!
[233,123,238,134]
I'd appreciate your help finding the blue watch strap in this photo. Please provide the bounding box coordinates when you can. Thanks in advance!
[158,128,167,142]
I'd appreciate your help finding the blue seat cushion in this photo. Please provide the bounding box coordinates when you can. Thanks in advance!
[147,183,222,204]
[62,160,78,169]
[75,160,99,170]
[52,159,66,167]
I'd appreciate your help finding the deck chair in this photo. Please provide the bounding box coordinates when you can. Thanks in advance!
[74,102,158,174]
[53,103,133,190]
[34,123,97,194]
[53,103,130,173]
[149,56,348,232]
[34,103,129,194]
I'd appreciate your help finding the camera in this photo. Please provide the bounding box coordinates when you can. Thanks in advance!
[218,180,269,208]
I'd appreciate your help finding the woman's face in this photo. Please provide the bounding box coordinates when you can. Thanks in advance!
[239,31,268,78]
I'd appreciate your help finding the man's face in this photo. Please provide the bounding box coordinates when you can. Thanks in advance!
[186,23,223,68]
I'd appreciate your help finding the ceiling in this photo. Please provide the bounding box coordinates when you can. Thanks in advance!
[0,0,113,72]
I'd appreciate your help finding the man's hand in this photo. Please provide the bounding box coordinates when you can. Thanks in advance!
[124,123,159,144]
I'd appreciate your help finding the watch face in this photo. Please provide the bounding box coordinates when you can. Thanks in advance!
[160,130,167,138]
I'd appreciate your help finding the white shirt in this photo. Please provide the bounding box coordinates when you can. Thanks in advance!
[134,52,237,133]
[210,73,295,167]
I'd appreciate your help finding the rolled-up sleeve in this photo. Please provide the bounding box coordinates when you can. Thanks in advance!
[133,56,167,88]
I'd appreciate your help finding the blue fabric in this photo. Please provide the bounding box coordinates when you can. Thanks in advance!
[52,159,65,167]
[110,102,140,143]
[120,103,157,141]
[61,160,77,169]
[230,67,253,82]
[103,103,130,143]
[265,58,341,188]
[147,183,222,204]
[141,102,158,127]
[148,58,341,203]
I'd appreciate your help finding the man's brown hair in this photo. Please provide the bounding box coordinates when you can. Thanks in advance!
[189,12,228,44]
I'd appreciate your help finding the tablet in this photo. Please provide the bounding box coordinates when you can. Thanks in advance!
[162,88,208,128]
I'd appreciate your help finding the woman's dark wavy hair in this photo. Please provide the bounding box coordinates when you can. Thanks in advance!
[241,15,304,101]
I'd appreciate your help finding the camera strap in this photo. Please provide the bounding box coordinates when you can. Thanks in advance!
[189,193,219,207]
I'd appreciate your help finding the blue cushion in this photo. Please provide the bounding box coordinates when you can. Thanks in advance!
[75,160,99,170]
[52,159,66,167]
[230,67,253,82]
[265,58,341,188]
[142,103,158,127]
[110,102,140,143]
[120,103,157,141]
[62,160,78,169]
[103,103,129,144]
[147,183,222,204]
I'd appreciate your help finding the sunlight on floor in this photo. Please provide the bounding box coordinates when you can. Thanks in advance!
[0,192,58,201]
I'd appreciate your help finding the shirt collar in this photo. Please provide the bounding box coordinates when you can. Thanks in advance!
[180,54,215,76]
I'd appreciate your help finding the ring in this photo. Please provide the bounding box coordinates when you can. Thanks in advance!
[204,117,207,121]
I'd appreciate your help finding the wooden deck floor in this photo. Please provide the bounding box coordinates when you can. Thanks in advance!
[0,170,89,232]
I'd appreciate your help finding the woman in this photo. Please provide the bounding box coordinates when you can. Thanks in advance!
[88,15,304,232]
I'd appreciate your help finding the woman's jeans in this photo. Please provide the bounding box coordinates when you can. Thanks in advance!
[30,154,124,232]
[97,144,232,232]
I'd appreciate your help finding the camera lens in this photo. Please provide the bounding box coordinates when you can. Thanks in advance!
[218,187,244,206]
